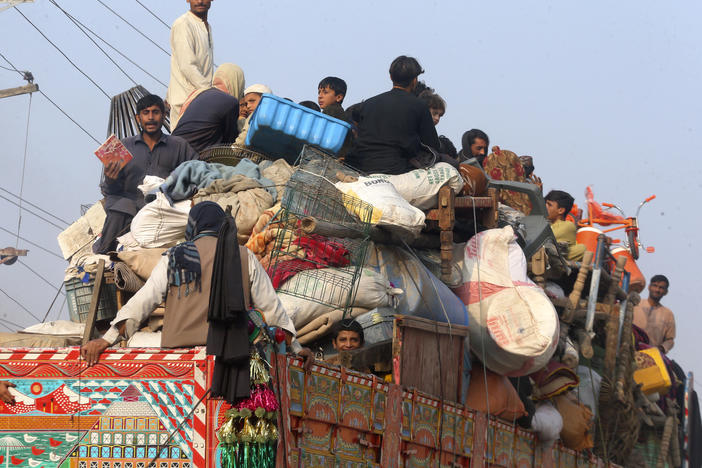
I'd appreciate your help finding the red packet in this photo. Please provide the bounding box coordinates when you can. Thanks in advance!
[94,134,133,169]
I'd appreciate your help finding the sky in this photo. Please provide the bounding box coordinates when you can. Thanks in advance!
[0,1,700,381]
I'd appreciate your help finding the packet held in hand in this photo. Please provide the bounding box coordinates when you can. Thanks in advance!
[94,134,133,169]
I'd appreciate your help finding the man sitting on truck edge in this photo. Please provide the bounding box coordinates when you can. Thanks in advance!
[83,202,313,367]
[633,275,676,354]
[93,95,198,255]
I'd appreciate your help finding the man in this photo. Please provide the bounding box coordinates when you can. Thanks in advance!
[345,55,440,175]
[458,129,490,166]
[172,63,245,153]
[93,95,198,254]
[82,202,312,366]
[544,190,586,261]
[331,318,364,352]
[166,0,214,128]
[633,275,676,354]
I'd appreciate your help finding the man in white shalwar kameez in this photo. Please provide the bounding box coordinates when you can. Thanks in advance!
[166,0,214,128]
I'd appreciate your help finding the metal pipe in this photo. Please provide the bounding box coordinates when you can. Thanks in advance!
[585,234,605,333]
[616,271,630,348]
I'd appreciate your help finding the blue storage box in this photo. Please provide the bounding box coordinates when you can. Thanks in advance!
[246,94,351,164]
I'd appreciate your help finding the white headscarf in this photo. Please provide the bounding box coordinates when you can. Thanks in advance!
[243,84,272,96]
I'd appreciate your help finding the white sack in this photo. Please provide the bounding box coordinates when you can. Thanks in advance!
[334,177,425,237]
[531,401,563,446]
[130,192,190,248]
[278,267,402,329]
[452,226,559,376]
[368,162,463,210]
[138,176,165,195]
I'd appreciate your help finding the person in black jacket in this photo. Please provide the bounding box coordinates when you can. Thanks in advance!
[345,56,440,175]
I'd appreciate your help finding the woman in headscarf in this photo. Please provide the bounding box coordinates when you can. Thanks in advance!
[172,63,246,154]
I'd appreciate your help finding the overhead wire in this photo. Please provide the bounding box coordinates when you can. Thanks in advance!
[18,260,64,294]
[48,0,137,87]
[15,90,32,248]
[134,0,170,29]
[0,50,103,144]
[94,0,171,56]
[46,2,167,88]
[14,6,111,99]
[0,225,64,260]
[42,279,67,322]
[0,187,71,226]
[0,194,66,230]
[0,286,43,322]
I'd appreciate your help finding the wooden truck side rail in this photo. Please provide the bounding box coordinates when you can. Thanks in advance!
[0,346,620,468]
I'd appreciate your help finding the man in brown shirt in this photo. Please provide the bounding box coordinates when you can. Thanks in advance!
[633,274,676,353]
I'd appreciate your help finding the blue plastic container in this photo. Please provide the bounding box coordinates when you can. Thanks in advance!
[246,94,351,164]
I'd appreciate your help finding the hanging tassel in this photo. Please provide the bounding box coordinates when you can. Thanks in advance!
[216,417,236,444]
[266,420,279,442]
[250,351,270,385]
[238,417,256,443]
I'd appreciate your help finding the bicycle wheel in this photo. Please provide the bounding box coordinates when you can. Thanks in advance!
[628,229,639,260]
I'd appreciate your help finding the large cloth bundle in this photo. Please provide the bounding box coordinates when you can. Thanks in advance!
[453,226,558,376]
[130,192,191,248]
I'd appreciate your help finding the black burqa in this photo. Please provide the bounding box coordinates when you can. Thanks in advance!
[207,213,250,402]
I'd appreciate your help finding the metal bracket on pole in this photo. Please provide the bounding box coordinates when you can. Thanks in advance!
[0,0,34,14]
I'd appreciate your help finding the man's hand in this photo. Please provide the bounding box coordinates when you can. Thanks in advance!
[81,338,110,367]
[104,161,122,180]
[297,347,314,372]
[0,381,16,405]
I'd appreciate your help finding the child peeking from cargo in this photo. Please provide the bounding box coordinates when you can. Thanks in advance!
[544,190,587,261]
[234,84,273,146]
[317,76,347,120]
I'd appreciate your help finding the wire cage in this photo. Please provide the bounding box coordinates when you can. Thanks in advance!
[266,146,373,313]
[199,144,272,166]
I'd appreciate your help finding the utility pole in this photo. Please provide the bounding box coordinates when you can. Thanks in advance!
[0,0,34,14]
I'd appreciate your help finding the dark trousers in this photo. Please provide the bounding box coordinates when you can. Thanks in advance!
[92,210,133,254]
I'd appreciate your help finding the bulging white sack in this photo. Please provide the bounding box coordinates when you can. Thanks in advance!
[130,192,190,248]
[452,226,559,376]
[278,267,402,329]
[368,162,463,210]
[334,177,425,237]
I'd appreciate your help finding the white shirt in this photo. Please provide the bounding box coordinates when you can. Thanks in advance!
[102,249,300,352]
[166,11,214,128]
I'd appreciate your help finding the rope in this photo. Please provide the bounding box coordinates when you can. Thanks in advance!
[41,279,66,322]
[15,92,32,247]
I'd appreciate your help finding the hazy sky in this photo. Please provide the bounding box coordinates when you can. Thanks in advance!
[0,1,700,381]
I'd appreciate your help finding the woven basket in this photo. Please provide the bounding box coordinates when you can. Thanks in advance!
[199,144,272,166]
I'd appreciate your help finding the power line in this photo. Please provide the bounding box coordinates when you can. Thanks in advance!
[49,0,137,86]
[0,316,28,332]
[38,90,102,144]
[0,286,43,322]
[0,194,66,230]
[0,187,71,226]
[0,49,102,144]
[134,0,170,30]
[18,260,64,294]
[94,0,170,57]
[42,278,66,322]
[0,225,64,260]
[47,2,167,88]
[14,6,111,99]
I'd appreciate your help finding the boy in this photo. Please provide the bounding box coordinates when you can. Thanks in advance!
[234,84,272,146]
[318,76,347,120]
[418,90,446,126]
[544,190,586,261]
[331,318,364,352]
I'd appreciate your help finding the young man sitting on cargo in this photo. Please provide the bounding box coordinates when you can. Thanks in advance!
[82,202,313,368]
[317,76,347,120]
[234,84,272,146]
[544,190,587,261]
[345,55,441,175]
[457,128,490,166]
[93,95,199,254]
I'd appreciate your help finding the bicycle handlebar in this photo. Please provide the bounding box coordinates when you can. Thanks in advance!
[644,195,656,203]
